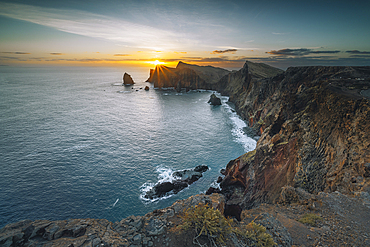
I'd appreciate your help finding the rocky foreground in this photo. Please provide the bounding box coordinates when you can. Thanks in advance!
[2,61,370,246]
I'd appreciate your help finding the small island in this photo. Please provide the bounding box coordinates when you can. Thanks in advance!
[123,72,135,86]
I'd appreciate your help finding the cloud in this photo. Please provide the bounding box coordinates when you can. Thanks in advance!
[266,48,340,56]
[1,52,31,55]
[50,53,64,55]
[114,54,129,56]
[0,2,188,50]
[346,50,370,55]
[211,49,237,54]
[272,32,290,35]
[180,56,248,63]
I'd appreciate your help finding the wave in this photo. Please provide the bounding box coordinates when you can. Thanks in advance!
[139,166,176,203]
[64,144,90,151]
[219,94,257,152]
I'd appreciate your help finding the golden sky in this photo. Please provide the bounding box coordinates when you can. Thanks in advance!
[0,0,369,69]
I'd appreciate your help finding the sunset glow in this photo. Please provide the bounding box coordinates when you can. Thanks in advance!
[148,60,165,66]
[0,1,369,69]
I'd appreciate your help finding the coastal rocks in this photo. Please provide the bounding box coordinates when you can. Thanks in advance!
[123,72,135,85]
[208,93,222,105]
[144,165,209,200]
[144,86,149,91]
[215,64,370,210]
[0,194,228,247]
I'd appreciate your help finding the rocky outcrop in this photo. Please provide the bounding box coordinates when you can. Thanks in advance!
[123,73,135,85]
[146,61,230,90]
[144,165,209,200]
[216,65,370,210]
[0,194,225,247]
[208,93,221,105]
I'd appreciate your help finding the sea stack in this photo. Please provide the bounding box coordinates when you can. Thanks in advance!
[123,72,135,85]
[208,93,222,105]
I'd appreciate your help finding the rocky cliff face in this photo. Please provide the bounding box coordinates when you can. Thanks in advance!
[217,65,370,212]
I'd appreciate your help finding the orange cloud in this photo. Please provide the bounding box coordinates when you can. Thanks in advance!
[211,49,237,54]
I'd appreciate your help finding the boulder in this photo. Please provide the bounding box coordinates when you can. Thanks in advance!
[208,93,222,105]
[123,72,135,85]
[145,86,150,91]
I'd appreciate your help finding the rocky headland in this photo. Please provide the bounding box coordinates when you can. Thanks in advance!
[2,61,370,247]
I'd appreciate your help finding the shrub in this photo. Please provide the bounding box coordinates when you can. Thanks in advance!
[179,203,276,247]
[297,213,323,227]
[179,203,233,246]
[236,221,276,247]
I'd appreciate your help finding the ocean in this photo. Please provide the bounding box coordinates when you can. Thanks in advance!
[0,66,257,229]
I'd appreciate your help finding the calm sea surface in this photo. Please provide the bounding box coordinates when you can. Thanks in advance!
[0,66,256,228]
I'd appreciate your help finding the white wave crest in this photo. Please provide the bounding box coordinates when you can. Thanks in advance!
[219,94,257,152]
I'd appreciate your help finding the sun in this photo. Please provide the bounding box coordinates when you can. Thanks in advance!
[150,60,165,66]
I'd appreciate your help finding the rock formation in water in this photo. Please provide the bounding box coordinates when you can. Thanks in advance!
[123,72,135,85]
[208,93,222,105]
[144,165,209,200]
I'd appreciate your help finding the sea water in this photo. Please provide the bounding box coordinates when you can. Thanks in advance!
[0,66,257,228]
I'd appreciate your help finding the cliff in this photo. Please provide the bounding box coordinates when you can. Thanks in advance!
[216,65,370,211]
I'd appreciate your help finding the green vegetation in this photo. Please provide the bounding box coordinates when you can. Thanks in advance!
[179,203,276,247]
[236,221,276,247]
[297,213,323,227]
[179,203,233,246]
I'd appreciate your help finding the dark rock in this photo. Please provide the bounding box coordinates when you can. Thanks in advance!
[145,86,150,91]
[206,187,221,195]
[208,93,222,105]
[194,165,209,173]
[364,163,370,177]
[123,72,135,85]
[144,165,209,200]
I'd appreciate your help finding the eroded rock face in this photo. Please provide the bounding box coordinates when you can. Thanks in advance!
[216,65,370,209]
[123,72,135,85]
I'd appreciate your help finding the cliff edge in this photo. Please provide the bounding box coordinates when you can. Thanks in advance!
[216,65,370,213]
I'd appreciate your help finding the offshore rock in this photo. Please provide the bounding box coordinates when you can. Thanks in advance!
[208,93,222,105]
[123,72,135,85]
[144,165,209,200]
[216,65,370,210]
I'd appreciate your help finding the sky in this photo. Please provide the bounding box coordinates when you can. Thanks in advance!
[0,0,369,70]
